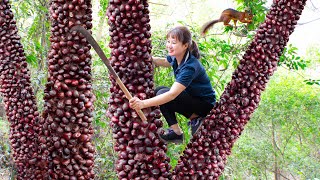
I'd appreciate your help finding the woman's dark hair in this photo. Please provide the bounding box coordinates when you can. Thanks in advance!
[166,26,200,59]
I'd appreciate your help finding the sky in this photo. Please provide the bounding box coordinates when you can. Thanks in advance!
[149,0,320,56]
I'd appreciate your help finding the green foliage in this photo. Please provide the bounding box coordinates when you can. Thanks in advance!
[223,68,320,179]
[198,35,250,96]
[279,44,309,70]
[91,47,113,180]
[93,109,117,180]
[10,0,50,112]
[0,117,12,176]
[234,0,268,31]
[98,0,109,17]
[304,79,320,86]
[306,45,320,64]
[11,0,50,69]
[303,45,320,86]
[279,44,320,87]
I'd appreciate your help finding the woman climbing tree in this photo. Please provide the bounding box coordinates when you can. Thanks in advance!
[130,26,216,143]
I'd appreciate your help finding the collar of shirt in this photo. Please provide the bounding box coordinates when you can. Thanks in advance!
[174,51,190,74]
[180,51,190,66]
[176,51,190,67]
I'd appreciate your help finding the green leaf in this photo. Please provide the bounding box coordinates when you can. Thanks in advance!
[26,54,37,66]
[38,5,48,13]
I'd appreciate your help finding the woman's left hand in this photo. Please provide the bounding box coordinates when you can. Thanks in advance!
[129,97,145,110]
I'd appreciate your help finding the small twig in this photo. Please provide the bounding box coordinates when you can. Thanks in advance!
[203,32,225,36]
[213,32,234,89]
[289,172,298,180]
[281,125,298,156]
[148,2,168,6]
[309,0,319,11]
[280,66,307,79]
[271,119,282,153]
[298,17,320,25]
[271,170,291,180]
[256,121,269,136]
[150,12,174,16]
[213,32,244,90]
[264,165,292,180]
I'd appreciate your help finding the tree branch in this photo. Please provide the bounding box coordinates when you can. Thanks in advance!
[309,0,319,11]
[148,2,168,6]
[298,17,320,25]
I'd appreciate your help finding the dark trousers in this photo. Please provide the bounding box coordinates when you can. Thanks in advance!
[155,86,214,126]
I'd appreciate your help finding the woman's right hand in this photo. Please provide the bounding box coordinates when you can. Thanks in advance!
[152,57,171,67]
[129,97,145,110]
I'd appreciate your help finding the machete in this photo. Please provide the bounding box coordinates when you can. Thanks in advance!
[71,25,147,121]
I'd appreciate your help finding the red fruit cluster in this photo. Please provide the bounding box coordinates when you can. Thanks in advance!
[42,0,95,179]
[106,0,171,179]
[0,0,47,179]
[173,0,307,179]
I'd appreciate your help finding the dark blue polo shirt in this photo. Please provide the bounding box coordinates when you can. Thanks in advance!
[167,53,216,105]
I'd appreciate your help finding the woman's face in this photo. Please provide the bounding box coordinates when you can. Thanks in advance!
[166,36,188,60]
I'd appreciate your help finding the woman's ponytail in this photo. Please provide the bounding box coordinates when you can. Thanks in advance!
[190,40,200,59]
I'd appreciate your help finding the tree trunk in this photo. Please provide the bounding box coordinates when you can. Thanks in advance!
[106,0,171,179]
[0,0,47,179]
[42,0,96,179]
[272,119,281,180]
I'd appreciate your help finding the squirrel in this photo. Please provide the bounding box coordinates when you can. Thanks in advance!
[201,8,253,36]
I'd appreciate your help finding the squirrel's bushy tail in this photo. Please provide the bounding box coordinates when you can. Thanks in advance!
[200,19,220,36]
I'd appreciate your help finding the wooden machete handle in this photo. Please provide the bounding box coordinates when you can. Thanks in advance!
[71,26,147,121]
